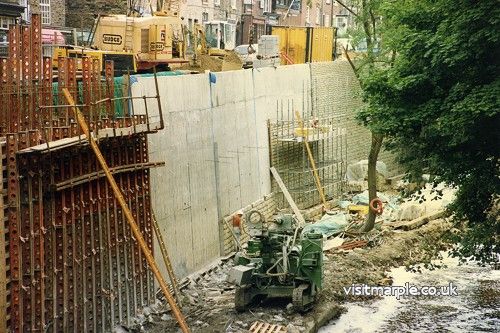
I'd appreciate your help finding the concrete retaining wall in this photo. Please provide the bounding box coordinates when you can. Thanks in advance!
[133,61,398,278]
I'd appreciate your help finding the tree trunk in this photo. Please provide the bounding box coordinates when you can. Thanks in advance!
[362,132,384,232]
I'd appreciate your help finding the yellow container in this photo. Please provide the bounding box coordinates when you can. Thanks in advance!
[272,26,307,65]
[348,205,369,215]
[310,27,335,62]
[272,26,336,64]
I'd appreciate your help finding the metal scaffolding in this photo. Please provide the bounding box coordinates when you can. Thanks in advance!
[269,99,347,210]
[0,13,173,333]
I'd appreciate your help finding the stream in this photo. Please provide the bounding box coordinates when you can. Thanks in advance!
[319,252,500,332]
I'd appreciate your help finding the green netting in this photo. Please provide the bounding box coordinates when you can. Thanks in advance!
[50,71,184,117]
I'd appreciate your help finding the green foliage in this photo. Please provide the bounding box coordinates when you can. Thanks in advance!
[358,0,500,262]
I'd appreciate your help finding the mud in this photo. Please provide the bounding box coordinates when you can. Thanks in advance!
[126,218,451,333]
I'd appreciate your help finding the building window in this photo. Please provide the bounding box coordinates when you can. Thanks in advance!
[326,0,331,4]
[336,16,346,28]
[0,16,15,45]
[263,0,272,13]
[231,0,236,9]
[260,0,264,9]
[324,14,330,27]
[40,0,51,25]
[315,6,320,25]
[214,0,220,6]
[0,17,15,30]
[306,6,310,24]
[202,12,209,22]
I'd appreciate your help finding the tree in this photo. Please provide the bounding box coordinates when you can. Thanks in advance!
[337,0,388,232]
[359,0,500,262]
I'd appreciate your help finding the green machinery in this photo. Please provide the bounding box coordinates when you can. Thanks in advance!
[227,212,323,312]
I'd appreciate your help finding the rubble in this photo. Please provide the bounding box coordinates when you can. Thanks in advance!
[126,214,451,333]
[123,179,456,333]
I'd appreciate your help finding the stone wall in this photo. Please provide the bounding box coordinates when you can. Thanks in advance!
[65,0,127,29]
[29,0,66,27]
[310,61,400,175]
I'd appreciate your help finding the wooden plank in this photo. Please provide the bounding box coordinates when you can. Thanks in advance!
[252,321,264,332]
[392,211,445,230]
[270,167,306,225]
[249,321,287,333]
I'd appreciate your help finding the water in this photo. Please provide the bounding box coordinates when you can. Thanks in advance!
[319,253,500,332]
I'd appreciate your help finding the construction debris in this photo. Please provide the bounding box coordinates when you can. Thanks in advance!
[337,240,368,251]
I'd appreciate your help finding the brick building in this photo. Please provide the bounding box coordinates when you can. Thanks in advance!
[181,0,240,34]
[274,0,349,29]
[237,0,353,45]
[22,0,66,26]
[0,1,24,44]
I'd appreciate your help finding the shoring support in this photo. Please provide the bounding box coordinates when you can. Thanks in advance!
[294,110,328,209]
[62,88,191,333]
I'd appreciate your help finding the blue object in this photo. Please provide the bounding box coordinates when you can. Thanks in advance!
[209,72,217,84]
[301,213,348,238]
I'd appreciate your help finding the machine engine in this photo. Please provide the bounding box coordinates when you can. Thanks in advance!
[227,213,323,312]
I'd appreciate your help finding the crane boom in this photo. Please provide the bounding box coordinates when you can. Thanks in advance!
[157,0,180,17]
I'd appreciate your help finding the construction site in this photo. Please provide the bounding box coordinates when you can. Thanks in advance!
[0,1,497,333]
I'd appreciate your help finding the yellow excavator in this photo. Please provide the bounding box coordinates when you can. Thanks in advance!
[185,19,241,72]
[54,0,187,74]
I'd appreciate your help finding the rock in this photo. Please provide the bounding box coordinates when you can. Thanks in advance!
[112,325,130,333]
[377,277,393,286]
[273,314,285,322]
[397,203,426,221]
[286,323,301,333]
[134,314,145,324]
[142,307,151,316]
[206,290,221,297]
[187,295,197,305]
[346,160,388,182]
[286,303,294,315]
[160,314,172,321]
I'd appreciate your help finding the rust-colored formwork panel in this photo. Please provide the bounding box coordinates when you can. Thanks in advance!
[0,140,8,333]
[0,15,165,333]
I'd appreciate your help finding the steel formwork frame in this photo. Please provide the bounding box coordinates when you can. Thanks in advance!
[0,14,167,332]
[270,99,347,210]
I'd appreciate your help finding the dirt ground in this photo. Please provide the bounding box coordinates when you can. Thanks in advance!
[124,217,451,333]
[178,51,243,73]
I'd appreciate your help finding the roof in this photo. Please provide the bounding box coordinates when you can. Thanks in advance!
[0,1,25,17]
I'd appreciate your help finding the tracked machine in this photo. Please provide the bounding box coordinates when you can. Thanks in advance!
[228,212,323,312]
